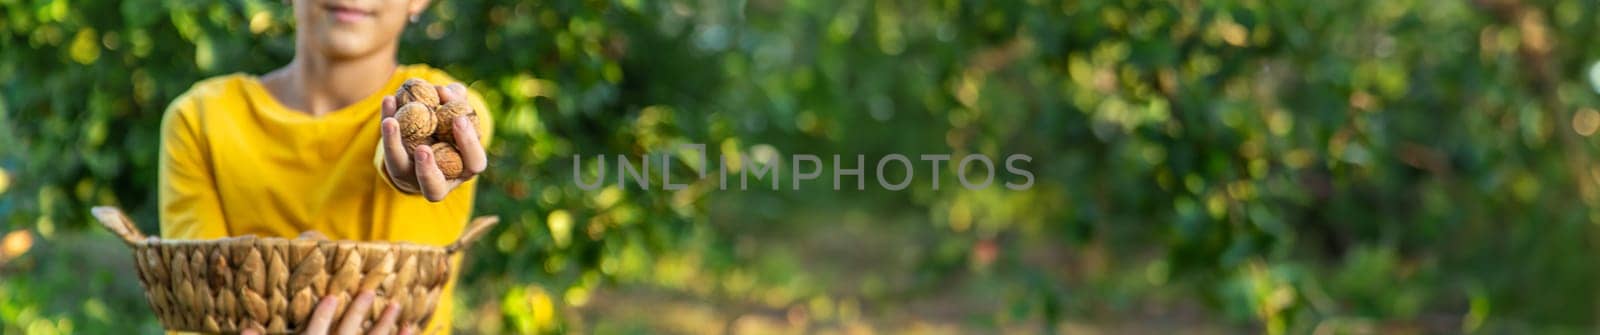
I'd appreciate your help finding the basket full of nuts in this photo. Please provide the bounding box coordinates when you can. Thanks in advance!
[90,207,498,334]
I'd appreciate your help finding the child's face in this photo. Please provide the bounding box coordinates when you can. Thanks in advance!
[291,0,430,60]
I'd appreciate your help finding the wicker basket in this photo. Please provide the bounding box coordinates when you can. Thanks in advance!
[91,206,497,334]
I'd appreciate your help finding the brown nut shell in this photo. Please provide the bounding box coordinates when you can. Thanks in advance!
[396,102,437,155]
[394,78,440,110]
[403,136,436,156]
[395,102,436,139]
[431,143,465,179]
[433,100,479,145]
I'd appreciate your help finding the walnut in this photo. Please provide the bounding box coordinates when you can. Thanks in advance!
[394,102,436,154]
[403,135,436,156]
[431,143,465,179]
[394,78,439,110]
[395,102,436,139]
[432,100,479,144]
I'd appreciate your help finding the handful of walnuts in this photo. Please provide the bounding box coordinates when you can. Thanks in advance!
[392,78,482,180]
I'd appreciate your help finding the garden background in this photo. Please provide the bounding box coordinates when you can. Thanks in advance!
[5,0,1600,333]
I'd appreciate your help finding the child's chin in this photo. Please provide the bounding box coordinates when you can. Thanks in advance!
[317,33,385,59]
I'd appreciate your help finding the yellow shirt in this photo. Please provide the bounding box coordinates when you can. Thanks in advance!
[159,64,492,334]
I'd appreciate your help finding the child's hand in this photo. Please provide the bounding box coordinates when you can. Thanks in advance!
[239,290,419,335]
[378,83,489,202]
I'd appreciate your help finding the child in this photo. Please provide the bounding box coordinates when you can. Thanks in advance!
[160,0,492,333]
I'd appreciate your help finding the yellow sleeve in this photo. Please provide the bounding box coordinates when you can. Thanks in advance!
[159,94,229,240]
[467,89,495,147]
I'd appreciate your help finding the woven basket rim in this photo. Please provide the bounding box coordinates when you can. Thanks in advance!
[132,237,450,252]
[91,206,499,256]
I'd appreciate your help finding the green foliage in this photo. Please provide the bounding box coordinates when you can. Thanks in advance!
[4,0,1600,333]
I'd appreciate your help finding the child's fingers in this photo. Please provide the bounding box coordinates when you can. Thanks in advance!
[451,116,488,177]
[381,95,398,118]
[448,83,470,103]
[381,118,414,175]
[433,84,452,103]
[399,324,420,335]
[368,303,402,335]
[434,82,467,104]
[336,291,377,334]
[303,295,341,335]
[413,145,451,202]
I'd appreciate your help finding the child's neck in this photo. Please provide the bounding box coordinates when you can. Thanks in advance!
[263,51,398,117]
